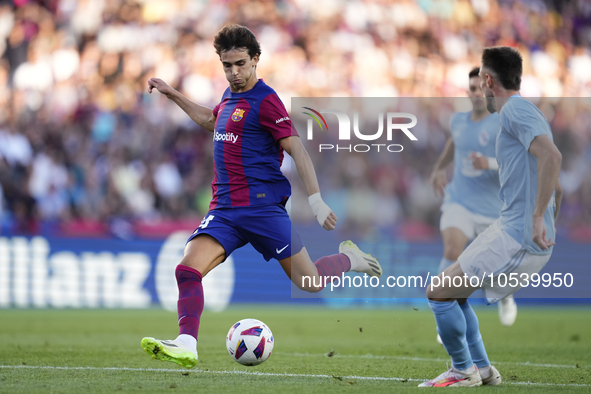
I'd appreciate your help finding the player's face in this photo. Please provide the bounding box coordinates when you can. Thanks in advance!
[220,49,259,92]
[468,76,485,112]
[479,66,497,113]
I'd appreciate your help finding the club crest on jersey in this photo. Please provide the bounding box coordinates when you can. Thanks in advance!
[479,130,490,146]
[231,108,245,122]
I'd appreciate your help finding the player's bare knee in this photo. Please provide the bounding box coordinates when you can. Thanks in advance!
[178,258,203,274]
[179,256,195,268]
[178,254,216,276]
[426,286,439,300]
[426,278,460,300]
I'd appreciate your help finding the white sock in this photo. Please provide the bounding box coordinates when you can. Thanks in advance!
[456,364,476,375]
[343,252,360,271]
[175,334,197,355]
[479,365,492,379]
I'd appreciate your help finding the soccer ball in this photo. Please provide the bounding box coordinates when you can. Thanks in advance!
[226,318,274,366]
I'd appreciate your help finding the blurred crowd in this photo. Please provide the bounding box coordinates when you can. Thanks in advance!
[0,0,590,238]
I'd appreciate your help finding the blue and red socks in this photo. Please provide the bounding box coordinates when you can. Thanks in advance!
[175,265,204,343]
[314,254,351,287]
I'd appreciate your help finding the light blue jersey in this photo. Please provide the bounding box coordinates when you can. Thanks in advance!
[444,111,503,218]
[497,96,555,255]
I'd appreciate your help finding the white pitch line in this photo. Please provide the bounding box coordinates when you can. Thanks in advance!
[0,365,589,388]
[275,352,589,369]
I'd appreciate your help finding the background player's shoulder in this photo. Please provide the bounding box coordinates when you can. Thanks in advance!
[451,111,470,123]
[455,111,472,120]
[450,111,470,131]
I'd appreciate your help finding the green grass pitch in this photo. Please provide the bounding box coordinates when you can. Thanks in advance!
[0,305,590,393]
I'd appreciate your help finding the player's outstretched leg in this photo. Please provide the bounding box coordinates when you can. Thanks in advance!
[141,264,202,368]
[288,241,382,292]
[311,241,382,290]
[460,300,501,385]
[498,294,517,326]
[308,241,382,284]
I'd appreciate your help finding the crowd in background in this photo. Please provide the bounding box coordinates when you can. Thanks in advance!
[0,0,590,238]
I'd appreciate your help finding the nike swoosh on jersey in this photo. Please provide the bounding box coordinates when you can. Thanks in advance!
[276,244,289,254]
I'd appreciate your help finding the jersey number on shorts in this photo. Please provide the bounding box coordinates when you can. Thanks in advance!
[199,215,215,229]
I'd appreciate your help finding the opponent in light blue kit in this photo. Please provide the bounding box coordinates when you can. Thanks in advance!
[140,25,382,369]
[444,110,501,217]
[430,68,516,331]
[496,98,558,255]
[421,47,562,387]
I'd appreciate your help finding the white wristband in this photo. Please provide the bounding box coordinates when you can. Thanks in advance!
[487,157,499,171]
[308,193,331,226]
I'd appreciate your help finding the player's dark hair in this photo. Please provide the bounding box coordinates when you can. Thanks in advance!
[469,67,480,79]
[481,46,522,90]
[213,24,261,59]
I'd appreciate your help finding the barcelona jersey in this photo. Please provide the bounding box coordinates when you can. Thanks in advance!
[210,79,296,210]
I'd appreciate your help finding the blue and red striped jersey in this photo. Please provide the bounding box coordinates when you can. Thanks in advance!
[210,79,296,210]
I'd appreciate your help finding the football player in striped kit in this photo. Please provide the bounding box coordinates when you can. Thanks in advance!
[140,24,381,368]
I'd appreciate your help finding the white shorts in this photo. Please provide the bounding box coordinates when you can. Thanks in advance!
[458,220,551,304]
[440,203,496,240]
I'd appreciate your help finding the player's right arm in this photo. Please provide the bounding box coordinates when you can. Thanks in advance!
[529,134,562,250]
[279,136,337,231]
[148,78,216,132]
[429,137,454,197]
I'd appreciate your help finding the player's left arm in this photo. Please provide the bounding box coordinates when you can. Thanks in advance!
[279,136,337,231]
[529,134,562,249]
